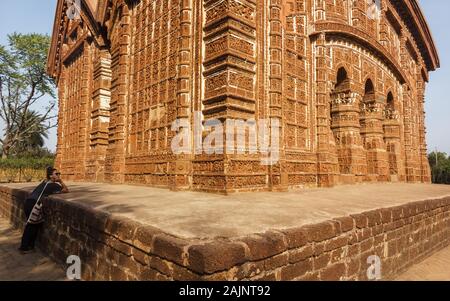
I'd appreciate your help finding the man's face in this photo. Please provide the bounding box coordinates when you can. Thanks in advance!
[51,170,61,182]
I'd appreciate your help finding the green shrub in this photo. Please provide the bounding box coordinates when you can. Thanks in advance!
[0,157,55,183]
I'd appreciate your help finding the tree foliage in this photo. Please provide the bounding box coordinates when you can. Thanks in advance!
[428,151,450,184]
[0,33,56,158]
[0,156,55,183]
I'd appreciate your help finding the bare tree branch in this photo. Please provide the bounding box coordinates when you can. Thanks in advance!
[0,33,55,158]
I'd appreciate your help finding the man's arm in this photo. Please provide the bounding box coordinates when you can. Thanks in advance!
[58,180,69,193]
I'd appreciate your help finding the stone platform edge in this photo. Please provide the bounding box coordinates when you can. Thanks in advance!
[0,185,449,281]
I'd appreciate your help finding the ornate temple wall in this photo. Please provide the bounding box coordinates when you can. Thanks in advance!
[48,0,438,193]
[55,21,96,181]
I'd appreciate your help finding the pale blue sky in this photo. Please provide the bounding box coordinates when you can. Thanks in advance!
[0,1,449,154]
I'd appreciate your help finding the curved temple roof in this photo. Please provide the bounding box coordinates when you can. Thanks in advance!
[404,0,440,71]
[47,0,440,78]
[47,0,104,79]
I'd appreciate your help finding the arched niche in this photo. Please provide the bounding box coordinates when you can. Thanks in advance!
[362,78,375,104]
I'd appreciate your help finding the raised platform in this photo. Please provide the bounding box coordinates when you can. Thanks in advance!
[1,182,449,280]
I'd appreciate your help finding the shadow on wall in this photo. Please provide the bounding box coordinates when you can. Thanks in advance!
[12,183,142,215]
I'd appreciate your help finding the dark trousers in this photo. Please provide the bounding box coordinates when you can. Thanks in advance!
[20,198,43,250]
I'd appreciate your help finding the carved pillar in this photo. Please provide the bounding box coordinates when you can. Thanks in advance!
[330,88,367,183]
[402,84,420,182]
[417,78,431,183]
[383,100,405,182]
[87,49,111,182]
[169,0,194,190]
[77,41,93,181]
[399,30,421,183]
[55,72,66,172]
[359,96,390,181]
[197,0,262,193]
[267,0,287,191]
[315,34,339,187]
[105,3,131,183]
[282,1,317,188]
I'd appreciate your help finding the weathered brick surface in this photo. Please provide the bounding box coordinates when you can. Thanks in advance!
[1,186,449,281]
[133,225,163,253]
[303,222,337,242]
[240,231,288,261]
[333,216,354,233]
[46,0,438,193]
[288,245,314,264]
[188,241,247,274]
[151,234,189,266]
[281,227,308,249]
[280,259,313,280]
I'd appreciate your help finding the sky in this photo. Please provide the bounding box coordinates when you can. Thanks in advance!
[0,1,58,151]
[0,0,449,154]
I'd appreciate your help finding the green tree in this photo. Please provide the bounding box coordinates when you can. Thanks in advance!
[0,33,56,158]
[428,151,450,184]
[11,110,49,155]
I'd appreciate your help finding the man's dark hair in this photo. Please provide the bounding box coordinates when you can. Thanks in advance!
[46,166,57,180]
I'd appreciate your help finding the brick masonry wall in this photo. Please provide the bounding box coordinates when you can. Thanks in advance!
[1,185,449,280]
[49,0,438,193]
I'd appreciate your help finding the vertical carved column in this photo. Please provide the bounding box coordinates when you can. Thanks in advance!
[169,0,194,190]
[314,34,339,187]
[351,0,365,29]
[197,0,261,193]
[87,49,111,182]
[417,78,431,183]
[315,0,325,21]
[383,96,405,182]
[282,1,317,188]
[379,7,391,51]
[202,0,257,120]
[359,97,389,181]
[411,97,421,182]
[351,0,376,37]
[105,2,131,183]
[268,0,287,191]
[77,41,92,181]
[255,0,269,190]
[402,85,421,182]
[399,30,422,183]
[330,80,367,183]
[55,72,66,172]
[402,84,414,182]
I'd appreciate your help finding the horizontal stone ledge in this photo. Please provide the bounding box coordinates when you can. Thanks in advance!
[1,184,449,280]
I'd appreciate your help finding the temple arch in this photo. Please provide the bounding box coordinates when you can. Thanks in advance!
[359,78,389,179]
[336,67,350,91]
[386,91,394,111]
[360,78,376,149]
[383,90,403,180]
[330,67,367,181]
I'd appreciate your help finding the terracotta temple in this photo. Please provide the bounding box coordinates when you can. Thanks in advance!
[48,0,440,193]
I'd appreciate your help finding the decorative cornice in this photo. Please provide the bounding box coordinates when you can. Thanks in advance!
[311,22,409,85]
[47,0,107,81]
[395,0,440,71]
[48,0,440,79]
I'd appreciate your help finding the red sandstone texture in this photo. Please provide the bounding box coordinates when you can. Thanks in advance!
[47,0,440,193]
